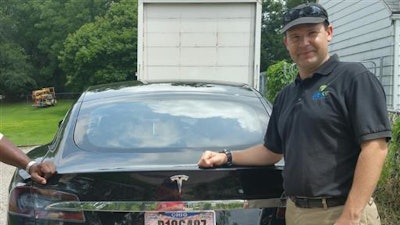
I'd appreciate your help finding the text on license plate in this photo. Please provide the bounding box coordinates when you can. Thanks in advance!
[145,211,216,225]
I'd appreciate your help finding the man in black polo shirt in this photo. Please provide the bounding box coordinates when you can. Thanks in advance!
[198,2,391,225]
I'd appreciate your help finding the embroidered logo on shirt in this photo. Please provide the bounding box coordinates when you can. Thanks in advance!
[312,84,329,100]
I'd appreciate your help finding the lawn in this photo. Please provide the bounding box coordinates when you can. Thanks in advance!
[0,100,75,146]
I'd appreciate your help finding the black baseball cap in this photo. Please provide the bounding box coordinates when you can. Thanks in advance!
[282,3,329,33]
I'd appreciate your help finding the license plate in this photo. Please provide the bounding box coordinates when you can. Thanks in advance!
[144,211,216,225]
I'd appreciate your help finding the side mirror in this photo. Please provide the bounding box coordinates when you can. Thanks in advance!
[58,120,63,128]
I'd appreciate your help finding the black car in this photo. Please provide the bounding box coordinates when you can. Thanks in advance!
[8,81,285,225]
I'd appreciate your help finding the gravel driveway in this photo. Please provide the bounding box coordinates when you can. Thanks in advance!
[0,147,35,225]
[0,163,14,225]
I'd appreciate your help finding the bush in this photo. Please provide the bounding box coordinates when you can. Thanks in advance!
[264,60,297,102]
[376,116,400,225]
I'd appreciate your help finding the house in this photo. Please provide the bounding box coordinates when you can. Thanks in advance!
[318,0,400,111]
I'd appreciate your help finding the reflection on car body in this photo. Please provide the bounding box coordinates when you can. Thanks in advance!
[8,81,285,225]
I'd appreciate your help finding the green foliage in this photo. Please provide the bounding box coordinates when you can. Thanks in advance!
[0,4,35,98]
[33,0,115,89]
[265,60,297,102]
[286,0,316,9]
[375,116,400,224]
[59,0,137,92]
[0,0,117,96]
[380,117,400,182]
[260,0,290,71]
[0,42,36,99]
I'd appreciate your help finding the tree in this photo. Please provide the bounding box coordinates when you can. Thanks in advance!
[286,0,316,9]
[32,0,117,91]
[0,0,117,96]
[0,43,36,100]
[260,0,290,72]
[59,0,138,92]
[265,60,297,102]
[0,2,35,100]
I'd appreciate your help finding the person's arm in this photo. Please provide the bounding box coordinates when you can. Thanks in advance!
[197,144,283,168]
[334,138,388,225]
[0,133,56,184]
[0,133,31,169]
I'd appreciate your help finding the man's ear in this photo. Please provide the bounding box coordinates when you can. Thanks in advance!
[327,25,333,42]
[283,36,289,49]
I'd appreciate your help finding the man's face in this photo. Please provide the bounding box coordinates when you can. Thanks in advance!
[284,23,333,75]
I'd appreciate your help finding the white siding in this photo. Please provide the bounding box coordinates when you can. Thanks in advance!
[319,0,396,109]
[394,18,400,110]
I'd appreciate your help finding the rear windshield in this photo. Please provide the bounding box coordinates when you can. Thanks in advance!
[74,95,268,152]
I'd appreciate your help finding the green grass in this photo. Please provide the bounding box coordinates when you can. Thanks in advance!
[0,100,74,146]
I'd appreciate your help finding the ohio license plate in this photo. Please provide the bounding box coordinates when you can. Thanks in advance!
[144,211,215,225]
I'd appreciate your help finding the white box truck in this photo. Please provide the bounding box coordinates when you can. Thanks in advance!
[137,0,262,90]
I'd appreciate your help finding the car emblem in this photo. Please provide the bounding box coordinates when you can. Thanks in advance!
[170,175,189,194]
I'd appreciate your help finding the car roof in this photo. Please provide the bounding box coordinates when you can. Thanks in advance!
[78,80,262,102]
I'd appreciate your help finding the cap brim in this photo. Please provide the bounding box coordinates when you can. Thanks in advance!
[281,17,326,33]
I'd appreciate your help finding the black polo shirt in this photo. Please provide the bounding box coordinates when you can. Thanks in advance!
[264,54,392,197]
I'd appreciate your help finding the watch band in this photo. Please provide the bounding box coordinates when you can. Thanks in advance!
[25,161,37,174]
[220,149,233,167]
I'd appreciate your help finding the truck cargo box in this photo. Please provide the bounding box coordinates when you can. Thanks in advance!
[137,0,262,90]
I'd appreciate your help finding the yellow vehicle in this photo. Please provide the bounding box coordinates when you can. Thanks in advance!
[32,87,57,107]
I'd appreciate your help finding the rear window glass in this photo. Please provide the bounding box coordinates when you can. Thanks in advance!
[74,96,268,151]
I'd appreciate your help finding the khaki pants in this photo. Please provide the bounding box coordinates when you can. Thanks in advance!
[285,197,381,225]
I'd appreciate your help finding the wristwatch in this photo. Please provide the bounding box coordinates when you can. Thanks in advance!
[220,149,233,167]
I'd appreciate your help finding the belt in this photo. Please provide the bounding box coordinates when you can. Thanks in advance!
[289,196,346,209]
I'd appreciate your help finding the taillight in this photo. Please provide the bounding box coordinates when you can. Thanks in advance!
[8,186,85,222]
